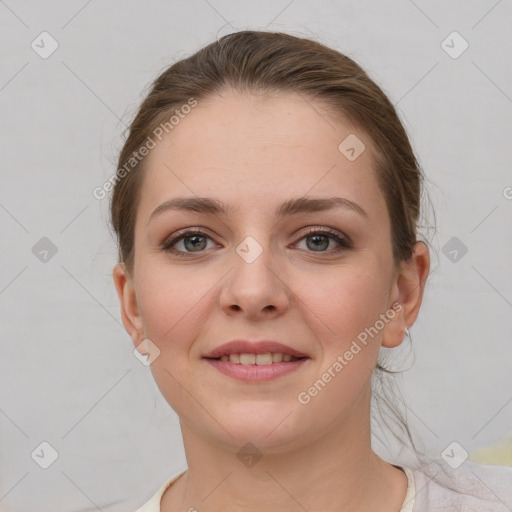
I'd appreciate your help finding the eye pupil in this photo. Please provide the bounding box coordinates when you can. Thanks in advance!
[184,235,207,252]
[307,235,329,251]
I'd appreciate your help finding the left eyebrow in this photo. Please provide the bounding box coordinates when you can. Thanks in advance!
[147,195,370,225]
[277,196,369,221]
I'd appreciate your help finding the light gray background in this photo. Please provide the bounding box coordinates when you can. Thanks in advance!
[1,1,511,511]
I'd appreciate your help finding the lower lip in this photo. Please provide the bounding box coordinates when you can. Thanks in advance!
[204,358,308,382]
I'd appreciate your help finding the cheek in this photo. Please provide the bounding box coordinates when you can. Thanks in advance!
[135,266,212,416]
[294,264,389,351]
[136,265,207,351]
[291,268,389,415]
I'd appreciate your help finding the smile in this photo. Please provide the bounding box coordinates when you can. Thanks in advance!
[210,352,302,364]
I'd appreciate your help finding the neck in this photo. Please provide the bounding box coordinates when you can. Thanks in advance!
[164,387,407,512]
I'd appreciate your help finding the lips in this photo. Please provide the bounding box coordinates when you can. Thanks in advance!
[202,340,309,360]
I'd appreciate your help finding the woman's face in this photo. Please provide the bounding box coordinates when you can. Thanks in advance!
[114,89,421,452]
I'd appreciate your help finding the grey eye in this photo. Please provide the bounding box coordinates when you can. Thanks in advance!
[182,235,208,252]
[305,234,331,251]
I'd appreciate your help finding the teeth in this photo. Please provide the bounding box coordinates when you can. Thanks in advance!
[217,353,299,365]
[239,353,256,365]
[256,353,272,365]
[272,352,283,363]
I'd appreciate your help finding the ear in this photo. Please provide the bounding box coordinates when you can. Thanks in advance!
[113,262,145,348]
[382,241,430,348]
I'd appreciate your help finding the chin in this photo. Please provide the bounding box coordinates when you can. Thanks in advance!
[218,406,308,451]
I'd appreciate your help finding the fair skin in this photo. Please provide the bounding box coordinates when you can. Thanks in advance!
[113,89,430,512]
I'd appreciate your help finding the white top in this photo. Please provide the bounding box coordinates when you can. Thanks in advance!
[135,466,416,511]
[134,460,512,511]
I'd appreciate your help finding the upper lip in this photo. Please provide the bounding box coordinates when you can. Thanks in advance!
[202,340,309,359]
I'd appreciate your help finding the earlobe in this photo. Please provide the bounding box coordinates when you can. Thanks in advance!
[381,241,430,349]
[112,262,144,347]
[381,303,409,349]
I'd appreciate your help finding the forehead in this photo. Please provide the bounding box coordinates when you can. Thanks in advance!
[137,89,387,225]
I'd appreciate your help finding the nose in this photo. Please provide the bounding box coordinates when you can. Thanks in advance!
[219,239,291,321]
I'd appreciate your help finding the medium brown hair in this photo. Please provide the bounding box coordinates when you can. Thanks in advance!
[110,30,435,462]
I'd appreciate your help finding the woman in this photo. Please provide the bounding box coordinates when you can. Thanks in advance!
[110,30,512,511]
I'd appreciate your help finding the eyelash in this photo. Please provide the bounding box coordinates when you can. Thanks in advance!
[160,227,351,257]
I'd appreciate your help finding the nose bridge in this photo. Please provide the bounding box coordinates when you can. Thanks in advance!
[233,233,277,290]
[235,234,267,266]
[220,233,289,317]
